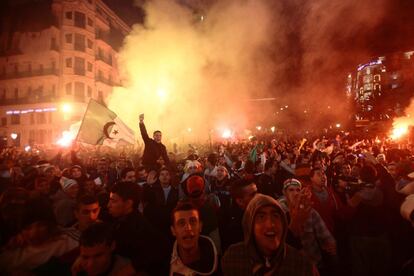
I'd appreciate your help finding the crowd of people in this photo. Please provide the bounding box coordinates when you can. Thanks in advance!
[0,115,413,275]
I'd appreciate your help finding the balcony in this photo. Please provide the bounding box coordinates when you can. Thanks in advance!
[96,75,113,86]
[0,68,59,80]
[96,53,113,66]
[0,95,58,106]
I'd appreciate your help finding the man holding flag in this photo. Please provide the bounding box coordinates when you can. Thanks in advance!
[139,113,170,171]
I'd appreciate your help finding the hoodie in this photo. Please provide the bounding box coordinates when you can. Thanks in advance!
[222,194,317,276]
[170,235,218,276]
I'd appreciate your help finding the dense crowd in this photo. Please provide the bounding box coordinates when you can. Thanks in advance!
[0,117,413,275]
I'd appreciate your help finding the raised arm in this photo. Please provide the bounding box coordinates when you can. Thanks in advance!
[139,113,150,143]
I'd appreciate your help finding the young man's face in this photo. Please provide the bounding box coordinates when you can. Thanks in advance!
[123,171,136,183]
[137,169,147,181]
[71,168,82,179]
[159,170,171,185]
[341,164,352,176]
[153,132,162,143]
[283,186,301,204]
[216,167,227,181]
[108,193,130,218]
[236,183,258,210]
[75,203,100,230]
[80,242,115,275]
[311,169,327,188]
[171,210,202,251]
[254,205,283,257]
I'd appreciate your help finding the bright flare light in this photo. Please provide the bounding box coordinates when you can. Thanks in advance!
[61,103,72,113]
[390,124,409,140]
[56,122,81,147]
[336,123,341,128]
[24,145,31,152]
[270,126,275,133]
[157,88,167,101]
[56,131,75,147]
[10,133,18,140]
[222,129,232,139]
[256,126,262,131]
[187,128,192,133]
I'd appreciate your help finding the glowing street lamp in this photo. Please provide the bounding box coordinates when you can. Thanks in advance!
[222,129,232,139]
[270,126,276,133]
[335,123,341,128]
[10,133,18,140]
[256,126,262,131]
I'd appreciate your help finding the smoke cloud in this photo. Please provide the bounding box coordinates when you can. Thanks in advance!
[108,0,389,144]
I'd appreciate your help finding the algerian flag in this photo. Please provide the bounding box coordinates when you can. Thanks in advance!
[76,99,135,148]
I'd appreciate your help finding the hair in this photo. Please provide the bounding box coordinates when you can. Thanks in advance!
[309,167,322,178]
[207,153,218,166]
[110,181,140,209]
[153,130,162,136]
[230,178,256,199]
[170,201,200,226]
[120,167,135,179]
[76,194,99,210]
[137,166,146,172]
[359,164,377,184]
[80,222,114,247]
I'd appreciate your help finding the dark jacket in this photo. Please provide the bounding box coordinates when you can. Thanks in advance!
[112,211,170,275]
[143,182,178,242]
[139,122,170,170]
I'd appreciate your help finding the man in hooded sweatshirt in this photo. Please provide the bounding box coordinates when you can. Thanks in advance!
[222,193,318,276]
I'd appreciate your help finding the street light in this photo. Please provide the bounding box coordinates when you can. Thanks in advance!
[271,126,275,133]
[10,133,18,140]
[61,103,72,113]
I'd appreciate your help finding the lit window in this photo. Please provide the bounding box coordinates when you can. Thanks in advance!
[373,74,381,82]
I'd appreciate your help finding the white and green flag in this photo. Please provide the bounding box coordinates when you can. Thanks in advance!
[76,99,135,148]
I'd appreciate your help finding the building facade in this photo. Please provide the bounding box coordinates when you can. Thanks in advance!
[348,50,414,122]
[0,0,130,147]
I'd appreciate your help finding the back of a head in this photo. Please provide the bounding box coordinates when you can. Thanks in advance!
[80,222,114,247]
[230,178,255,199]
[110,181,140,209]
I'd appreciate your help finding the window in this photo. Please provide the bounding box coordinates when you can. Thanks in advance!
[65,11,72,19]
[87,62,93,72]
[374,74,381,82]
[66,83,72,95]
[52,85,56,97]
[87,86,92,97]
[30,113,35,124]
[66,58,72,68]
[1,117,6,126]
[29,130,35,141]
[65,33,72,43]
[11,114,20,125]
[51,37,57,50]
[37,113,46,124]
[87,39,93,49]
[74,82,85,102]
[48,113,52,124]
[87,18,93,27]
[74,33,85,52]
[74,57,85,75]
[27,86,32,96]
[74,12,86,28]
[374,84,381,91]
[39,64,44,72]
[28,63,32,72]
